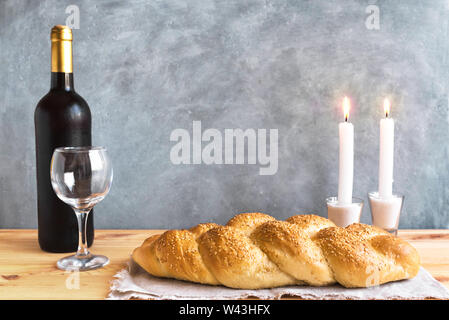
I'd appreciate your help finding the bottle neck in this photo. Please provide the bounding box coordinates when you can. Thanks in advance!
[50,33,73,91]
[50,72,74,91]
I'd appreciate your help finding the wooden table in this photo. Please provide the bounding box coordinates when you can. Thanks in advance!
[0,229,448,300]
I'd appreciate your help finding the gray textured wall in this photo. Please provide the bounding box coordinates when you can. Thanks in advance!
[1,0,448,229]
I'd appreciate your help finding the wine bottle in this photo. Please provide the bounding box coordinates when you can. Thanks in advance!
[34,25,94,253]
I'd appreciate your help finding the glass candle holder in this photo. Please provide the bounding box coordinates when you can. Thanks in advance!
[368,192,404,236]
[326,197,364,228]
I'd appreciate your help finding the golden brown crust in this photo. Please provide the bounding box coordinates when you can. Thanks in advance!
[133,213,420,289]
[286,214,336,234]
[132,233,166,278]
[132,228,220,285]
[251,220,335,286]
[189,223,220,238]
[198,225,296,289]
[226,212,275,235]
[316,223,420,287]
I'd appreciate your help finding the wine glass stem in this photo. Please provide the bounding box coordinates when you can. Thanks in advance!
[74,208,91,257]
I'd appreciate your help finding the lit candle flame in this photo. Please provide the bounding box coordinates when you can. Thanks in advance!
[343,96,350,122]
[384,98,390,118]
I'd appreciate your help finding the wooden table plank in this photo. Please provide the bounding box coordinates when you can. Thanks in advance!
[0,229,447,300]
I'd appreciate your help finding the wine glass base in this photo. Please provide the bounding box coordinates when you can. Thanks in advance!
[57,254,109,271]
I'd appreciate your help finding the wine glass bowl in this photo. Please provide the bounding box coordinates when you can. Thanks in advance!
[50,146,113,271]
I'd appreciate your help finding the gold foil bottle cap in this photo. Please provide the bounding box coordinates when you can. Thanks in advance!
[51,25,72,41]
[51,25,73,73]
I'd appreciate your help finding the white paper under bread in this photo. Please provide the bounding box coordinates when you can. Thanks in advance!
[107,259,449,300]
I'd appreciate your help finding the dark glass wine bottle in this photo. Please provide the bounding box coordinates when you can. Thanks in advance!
[34,25,94,253]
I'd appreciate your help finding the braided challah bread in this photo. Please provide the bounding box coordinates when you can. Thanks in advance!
[132,213,420,289]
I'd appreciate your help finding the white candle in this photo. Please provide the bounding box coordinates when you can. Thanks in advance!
[337,97,354,204]
[378,98,394,198]
[327,201,362,227]
[370,195,402,230]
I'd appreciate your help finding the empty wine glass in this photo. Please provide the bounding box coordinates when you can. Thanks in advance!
[50,146,113,271]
